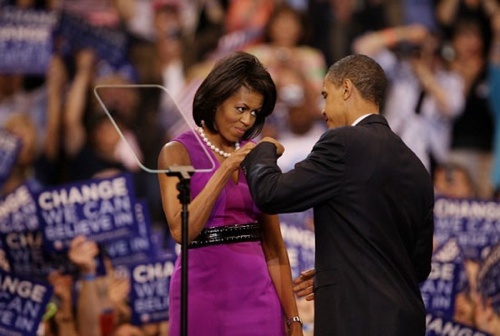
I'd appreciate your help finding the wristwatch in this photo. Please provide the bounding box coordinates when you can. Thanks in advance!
[286,316,303,328]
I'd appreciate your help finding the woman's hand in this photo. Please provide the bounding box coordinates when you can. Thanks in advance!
[260,137,284,156]
[221,142,256,171]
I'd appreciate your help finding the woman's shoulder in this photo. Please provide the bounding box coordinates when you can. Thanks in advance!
[172,130,196,143]
[159,134,192,167]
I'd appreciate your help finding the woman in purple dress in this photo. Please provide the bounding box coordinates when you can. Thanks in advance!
[157,52,303,336]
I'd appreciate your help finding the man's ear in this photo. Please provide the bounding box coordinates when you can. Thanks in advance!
[343,79,353,100]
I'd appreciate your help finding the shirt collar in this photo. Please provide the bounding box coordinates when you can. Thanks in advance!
[351,114,374,126]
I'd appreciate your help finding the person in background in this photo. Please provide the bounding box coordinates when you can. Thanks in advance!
[62,49,143,183]
[245,3,327,99]
[432,160,478,327]
[244,3,326,140]
[241,54,434,336]
[447,17,495,199]
[436,0,498,52]
[44,271,78,336]
[307,0,403,66]
[1,55,66,195]
[473,243,500,336]
[273,66,325,173]
[433,162,476,198]
[157,51,303,336]
[353,23,465,174]
[67,235,103,336]
[488,8,500,197]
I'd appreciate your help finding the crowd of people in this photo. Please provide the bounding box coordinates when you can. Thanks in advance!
[0,0,499,335]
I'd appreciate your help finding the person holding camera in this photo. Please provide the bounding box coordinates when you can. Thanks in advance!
[353,24,465,175]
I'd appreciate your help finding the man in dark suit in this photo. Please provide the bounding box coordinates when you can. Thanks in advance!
[241,54,434,335]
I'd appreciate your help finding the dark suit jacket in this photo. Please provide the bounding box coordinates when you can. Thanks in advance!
[242,114,434,336]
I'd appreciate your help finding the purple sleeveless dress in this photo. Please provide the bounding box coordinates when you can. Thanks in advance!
[168,131,285,336]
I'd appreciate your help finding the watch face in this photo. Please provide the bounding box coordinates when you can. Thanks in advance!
[287,316,303,327]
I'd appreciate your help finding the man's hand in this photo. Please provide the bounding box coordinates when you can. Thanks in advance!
[260,137,284,157]
[293,269,315,301]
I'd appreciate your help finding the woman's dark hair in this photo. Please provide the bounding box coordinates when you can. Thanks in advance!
[192,51,276,140]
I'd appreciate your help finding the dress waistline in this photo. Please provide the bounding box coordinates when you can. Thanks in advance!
[189,222,261,248]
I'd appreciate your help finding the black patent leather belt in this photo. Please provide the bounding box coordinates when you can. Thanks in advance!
[189,222,261,248]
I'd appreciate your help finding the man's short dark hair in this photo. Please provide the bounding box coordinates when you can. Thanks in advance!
[326,54,387,109]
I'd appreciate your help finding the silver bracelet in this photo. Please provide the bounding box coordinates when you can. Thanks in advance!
[286,316,303,328]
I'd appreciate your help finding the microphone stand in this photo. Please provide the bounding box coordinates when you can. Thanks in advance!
[166,166,195,336]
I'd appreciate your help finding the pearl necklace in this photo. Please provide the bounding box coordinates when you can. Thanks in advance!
[197,127,240,158]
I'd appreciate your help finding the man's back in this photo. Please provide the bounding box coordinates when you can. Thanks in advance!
[311,114,434,335]
[243,114,433,335]
[242,53,435,336]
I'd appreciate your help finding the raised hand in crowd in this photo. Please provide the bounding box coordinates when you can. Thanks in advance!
[45,54,67,163]
[107,268,131,325]
[63,48,143,182]
[353,23,465,173]
[68,235,99,275]
[68,235,102,336]
[47,271,78,336]
[353,23,428,56]
[64,49,96,160]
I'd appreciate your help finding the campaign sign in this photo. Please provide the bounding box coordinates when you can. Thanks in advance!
[104,200,155,267]
[420,259,461,320]
[425,314,491,336]
[433,238,463,264]
[0,240,10,272]
[55,12,128,68]
[0,7,57,74]
[149,226,179,259]
[0,184,51,280]
[279,210,315,279]
[476,243,500,310]
[434,197,500,260]
[0,130,21,188]
[36,173,138,252]
[129,254,175,325]
[0,269,53,336]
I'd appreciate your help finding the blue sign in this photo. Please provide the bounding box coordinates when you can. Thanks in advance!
[0,269,53,336]
[104,200,156,266]
[36,173,138,252]
[425,314,491,336]
[433,197,500,260]
[55,12,128,68]
[0,129,21,188]
[0,8,57,74]
[279,210,315,279]
[432,238,464,264]
[421,259,460,319]
[476,243,500,314]
[129,254,175,325]
[0,184,53,279]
